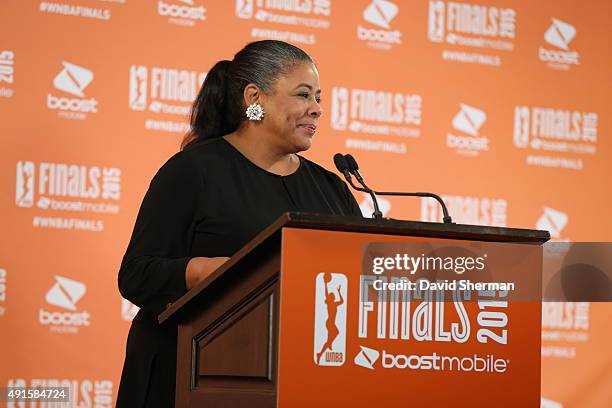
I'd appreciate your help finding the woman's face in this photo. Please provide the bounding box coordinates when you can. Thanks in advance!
[259,62,322,153]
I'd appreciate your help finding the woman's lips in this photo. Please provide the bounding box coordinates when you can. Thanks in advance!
[298,124,317,135]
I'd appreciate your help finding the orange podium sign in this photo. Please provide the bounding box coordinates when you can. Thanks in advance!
[162,213,547,407]
[278,228,542,407]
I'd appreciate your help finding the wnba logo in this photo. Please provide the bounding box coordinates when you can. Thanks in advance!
[15,161,35,208]
[331,87,348,130]
[313,272,347,366]
[128,66,148,111]
[513,106,530,148]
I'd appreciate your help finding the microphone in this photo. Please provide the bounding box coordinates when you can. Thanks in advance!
[344,154,369,189]
[334,153,383,219]
[333,153,353,183]
[342,154,453,224]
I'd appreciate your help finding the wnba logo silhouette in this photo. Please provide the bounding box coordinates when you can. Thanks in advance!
[313,272,347,366]
[15,161,35,208]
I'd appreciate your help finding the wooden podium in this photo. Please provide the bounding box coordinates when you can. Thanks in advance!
[160,213,549,407]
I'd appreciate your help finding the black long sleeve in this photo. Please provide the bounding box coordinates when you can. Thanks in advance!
[118,153,200,313]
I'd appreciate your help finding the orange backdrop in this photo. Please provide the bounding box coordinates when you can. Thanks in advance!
[1,0,610,407]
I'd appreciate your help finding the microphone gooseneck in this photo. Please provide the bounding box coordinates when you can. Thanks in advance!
[334,154,369,193]
[375,190,453,224]
[335,153,383,219]
[335,153,454,224]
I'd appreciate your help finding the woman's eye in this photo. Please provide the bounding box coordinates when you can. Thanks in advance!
[297,93,321,103]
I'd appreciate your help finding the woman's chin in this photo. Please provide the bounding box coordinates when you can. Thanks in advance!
[291,133,313,152]
[297,138,312,152]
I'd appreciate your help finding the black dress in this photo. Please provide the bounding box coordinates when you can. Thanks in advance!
[116,137,361,407]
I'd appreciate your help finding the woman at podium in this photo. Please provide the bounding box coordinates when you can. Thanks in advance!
[116,40,362,407]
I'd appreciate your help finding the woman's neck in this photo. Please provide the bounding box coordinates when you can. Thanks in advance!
[223,129,299,176]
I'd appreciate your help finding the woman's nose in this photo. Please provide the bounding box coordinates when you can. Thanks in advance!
[310,101,322,118]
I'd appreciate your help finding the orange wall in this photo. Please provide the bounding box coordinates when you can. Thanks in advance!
[1,0,610,406]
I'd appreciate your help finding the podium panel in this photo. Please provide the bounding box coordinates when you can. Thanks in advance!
[277,227,541,407]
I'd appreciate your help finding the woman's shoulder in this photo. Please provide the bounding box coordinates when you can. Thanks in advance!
[160,138,228,170]
[180,137,228,159]
[149,139,223,185]
[298,155,345,186]
[298,155,363,217]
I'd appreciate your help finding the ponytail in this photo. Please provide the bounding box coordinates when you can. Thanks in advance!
[182,60,236,149]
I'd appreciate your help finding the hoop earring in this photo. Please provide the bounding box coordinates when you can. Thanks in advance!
[246,103,265,121]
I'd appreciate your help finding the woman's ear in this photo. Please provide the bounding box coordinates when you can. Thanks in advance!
[243,83,261,107]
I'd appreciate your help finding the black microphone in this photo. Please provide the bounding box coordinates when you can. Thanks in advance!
[343,154,453,224]
[344,154,369,189]
[334,153,383,219]
[333,153,353,182]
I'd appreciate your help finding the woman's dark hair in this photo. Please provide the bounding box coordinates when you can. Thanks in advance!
[182,40,314,149]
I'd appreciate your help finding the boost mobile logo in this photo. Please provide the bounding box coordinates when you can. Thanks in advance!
[46,276,86,310]
[536,207,568,239]
[358,0,402,47]
[544,18,576,50]
[158,0,206,21]
[235,0,254,19]
[447,103,489,155]
[40,276,91,329]
[453,103,486,136]
[47,61,98,114]
[53,61,93,97]
[363,0,398,29]
[539,18,579,67]
[541,397,563,408]
[354,346,380,369]
[313,272,347,366]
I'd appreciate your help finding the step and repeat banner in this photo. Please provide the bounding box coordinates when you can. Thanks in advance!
[1,0,610,406]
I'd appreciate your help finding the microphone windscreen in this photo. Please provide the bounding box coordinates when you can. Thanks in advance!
[333,153,348,172]
[344,154,359,172]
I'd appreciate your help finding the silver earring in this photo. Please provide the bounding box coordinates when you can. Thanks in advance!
[246,103,265,121]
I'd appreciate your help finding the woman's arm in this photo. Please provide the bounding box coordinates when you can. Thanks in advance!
[118,152,213,313]
[185,256,229,290]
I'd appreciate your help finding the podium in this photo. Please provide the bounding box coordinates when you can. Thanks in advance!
[160,213,549,407]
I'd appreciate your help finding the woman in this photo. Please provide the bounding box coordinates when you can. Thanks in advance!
[116,40,362,407]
